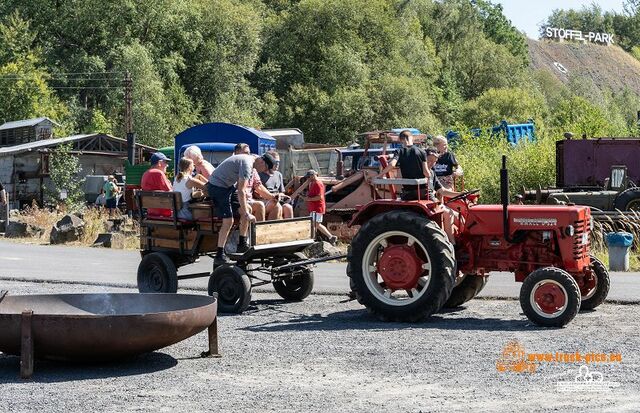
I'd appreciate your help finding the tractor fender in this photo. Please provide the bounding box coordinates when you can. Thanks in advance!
[348,200,440,227]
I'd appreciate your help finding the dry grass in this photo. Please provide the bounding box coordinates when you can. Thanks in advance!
[591,211,640,271]
[8,204,140,250]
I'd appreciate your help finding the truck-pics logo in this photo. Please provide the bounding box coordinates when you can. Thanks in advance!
[513,217,558,227]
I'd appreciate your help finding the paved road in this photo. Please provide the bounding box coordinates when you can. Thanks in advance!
[1,240,639,302]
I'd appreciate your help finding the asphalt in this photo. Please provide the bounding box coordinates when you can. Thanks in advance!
[0,239,639,303]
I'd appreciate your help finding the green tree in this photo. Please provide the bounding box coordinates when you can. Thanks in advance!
[258,0,440,142]
[111,42,197,148]
[551,96,612,137]
[462,87,545,127]
[48,143,85,210]
[475,0,529,66]
[0,12,67,124]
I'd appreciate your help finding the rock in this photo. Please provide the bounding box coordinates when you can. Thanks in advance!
[92,232,124,248]
[4,220,44,238]
[104,218,125,233]
[303,241,342,258]
[50,214,85,244]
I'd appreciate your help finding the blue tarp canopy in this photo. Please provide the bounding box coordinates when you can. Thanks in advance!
[174,123,276,165]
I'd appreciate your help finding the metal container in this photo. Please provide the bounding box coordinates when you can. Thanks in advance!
[0,293,217,361]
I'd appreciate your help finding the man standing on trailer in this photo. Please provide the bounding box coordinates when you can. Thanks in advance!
[207,152,272,267]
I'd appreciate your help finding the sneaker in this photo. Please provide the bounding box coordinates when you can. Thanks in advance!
[329,235,338,246]
[213,254,231,268]
[236,243,250,254]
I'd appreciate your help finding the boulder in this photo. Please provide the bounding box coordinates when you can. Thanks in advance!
[92,232,124,248]
[5,220,44,238]
[303,241,343,258]
[50,214,85,244]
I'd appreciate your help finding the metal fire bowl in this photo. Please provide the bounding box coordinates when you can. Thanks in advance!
[0,293,217,361]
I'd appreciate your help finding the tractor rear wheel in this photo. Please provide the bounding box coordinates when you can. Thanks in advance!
[519,267,580,327]
[443,274,487,308]
[208,265,252,313]
[613,188,640,211]
[347,210,456,322]
[137,252,178,293]
[580,255,610,311]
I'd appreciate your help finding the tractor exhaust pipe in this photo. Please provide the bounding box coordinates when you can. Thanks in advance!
[501,155,513,243]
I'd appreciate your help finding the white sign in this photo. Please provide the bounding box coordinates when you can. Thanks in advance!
[545,27,614,45]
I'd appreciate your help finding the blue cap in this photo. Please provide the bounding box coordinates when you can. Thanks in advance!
[150,152,171,165]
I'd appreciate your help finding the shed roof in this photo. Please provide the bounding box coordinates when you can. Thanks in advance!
[0,133,156,156]
[0,117,60,131]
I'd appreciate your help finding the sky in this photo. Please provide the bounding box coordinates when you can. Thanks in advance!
[495,0,627,39]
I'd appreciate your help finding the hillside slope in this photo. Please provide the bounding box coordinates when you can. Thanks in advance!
[528,39,640,95]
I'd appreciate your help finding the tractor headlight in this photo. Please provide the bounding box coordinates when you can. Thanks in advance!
[565,225,575,237]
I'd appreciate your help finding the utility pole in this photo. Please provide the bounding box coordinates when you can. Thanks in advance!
[124,71,135,165]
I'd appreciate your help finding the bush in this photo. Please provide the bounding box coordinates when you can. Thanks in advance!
[454,131,556,204]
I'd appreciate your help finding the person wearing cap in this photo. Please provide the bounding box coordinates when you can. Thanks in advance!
[141,152,173,217]
[102,175,121,218]
[302,169,337,245]
[207,150,276,266]
[184,145,215,180]
[232,144,279,222]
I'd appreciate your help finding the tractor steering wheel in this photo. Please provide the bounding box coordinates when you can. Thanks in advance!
[445,189,480,205]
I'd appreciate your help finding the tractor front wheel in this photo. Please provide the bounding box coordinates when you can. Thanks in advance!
[580,255,610,311]
[519,267,580,327]
[347,210,456,322]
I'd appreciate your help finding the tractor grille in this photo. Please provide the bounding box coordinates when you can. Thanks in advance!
[573,219,589,259]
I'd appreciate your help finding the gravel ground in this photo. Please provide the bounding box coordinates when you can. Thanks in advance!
[1,280,639,413]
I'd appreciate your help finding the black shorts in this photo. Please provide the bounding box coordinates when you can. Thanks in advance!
[105,197,117,208]
[207,183,240,219]
[400,187,430,201]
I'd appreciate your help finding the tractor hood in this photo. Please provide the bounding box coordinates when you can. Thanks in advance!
[467,204,591,235]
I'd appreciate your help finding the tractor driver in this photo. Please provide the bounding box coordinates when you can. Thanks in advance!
[377,129,431,200]
[377,131,464,243]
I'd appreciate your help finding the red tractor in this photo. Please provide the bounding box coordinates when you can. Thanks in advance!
[346,156,610,327]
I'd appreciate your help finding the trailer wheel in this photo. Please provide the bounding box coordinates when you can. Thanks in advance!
[137,252,178,293]
[519,267,580,327]
[613,188,640,211]
[580,255,610,311]
[443,274,487,308]
[208,265,251,314]
[272,253,314,301]
[347,210,456,322]
[273,268,314,301]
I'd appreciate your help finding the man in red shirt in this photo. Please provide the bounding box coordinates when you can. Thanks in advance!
[141,152,173,217]
[302,169,337,245]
